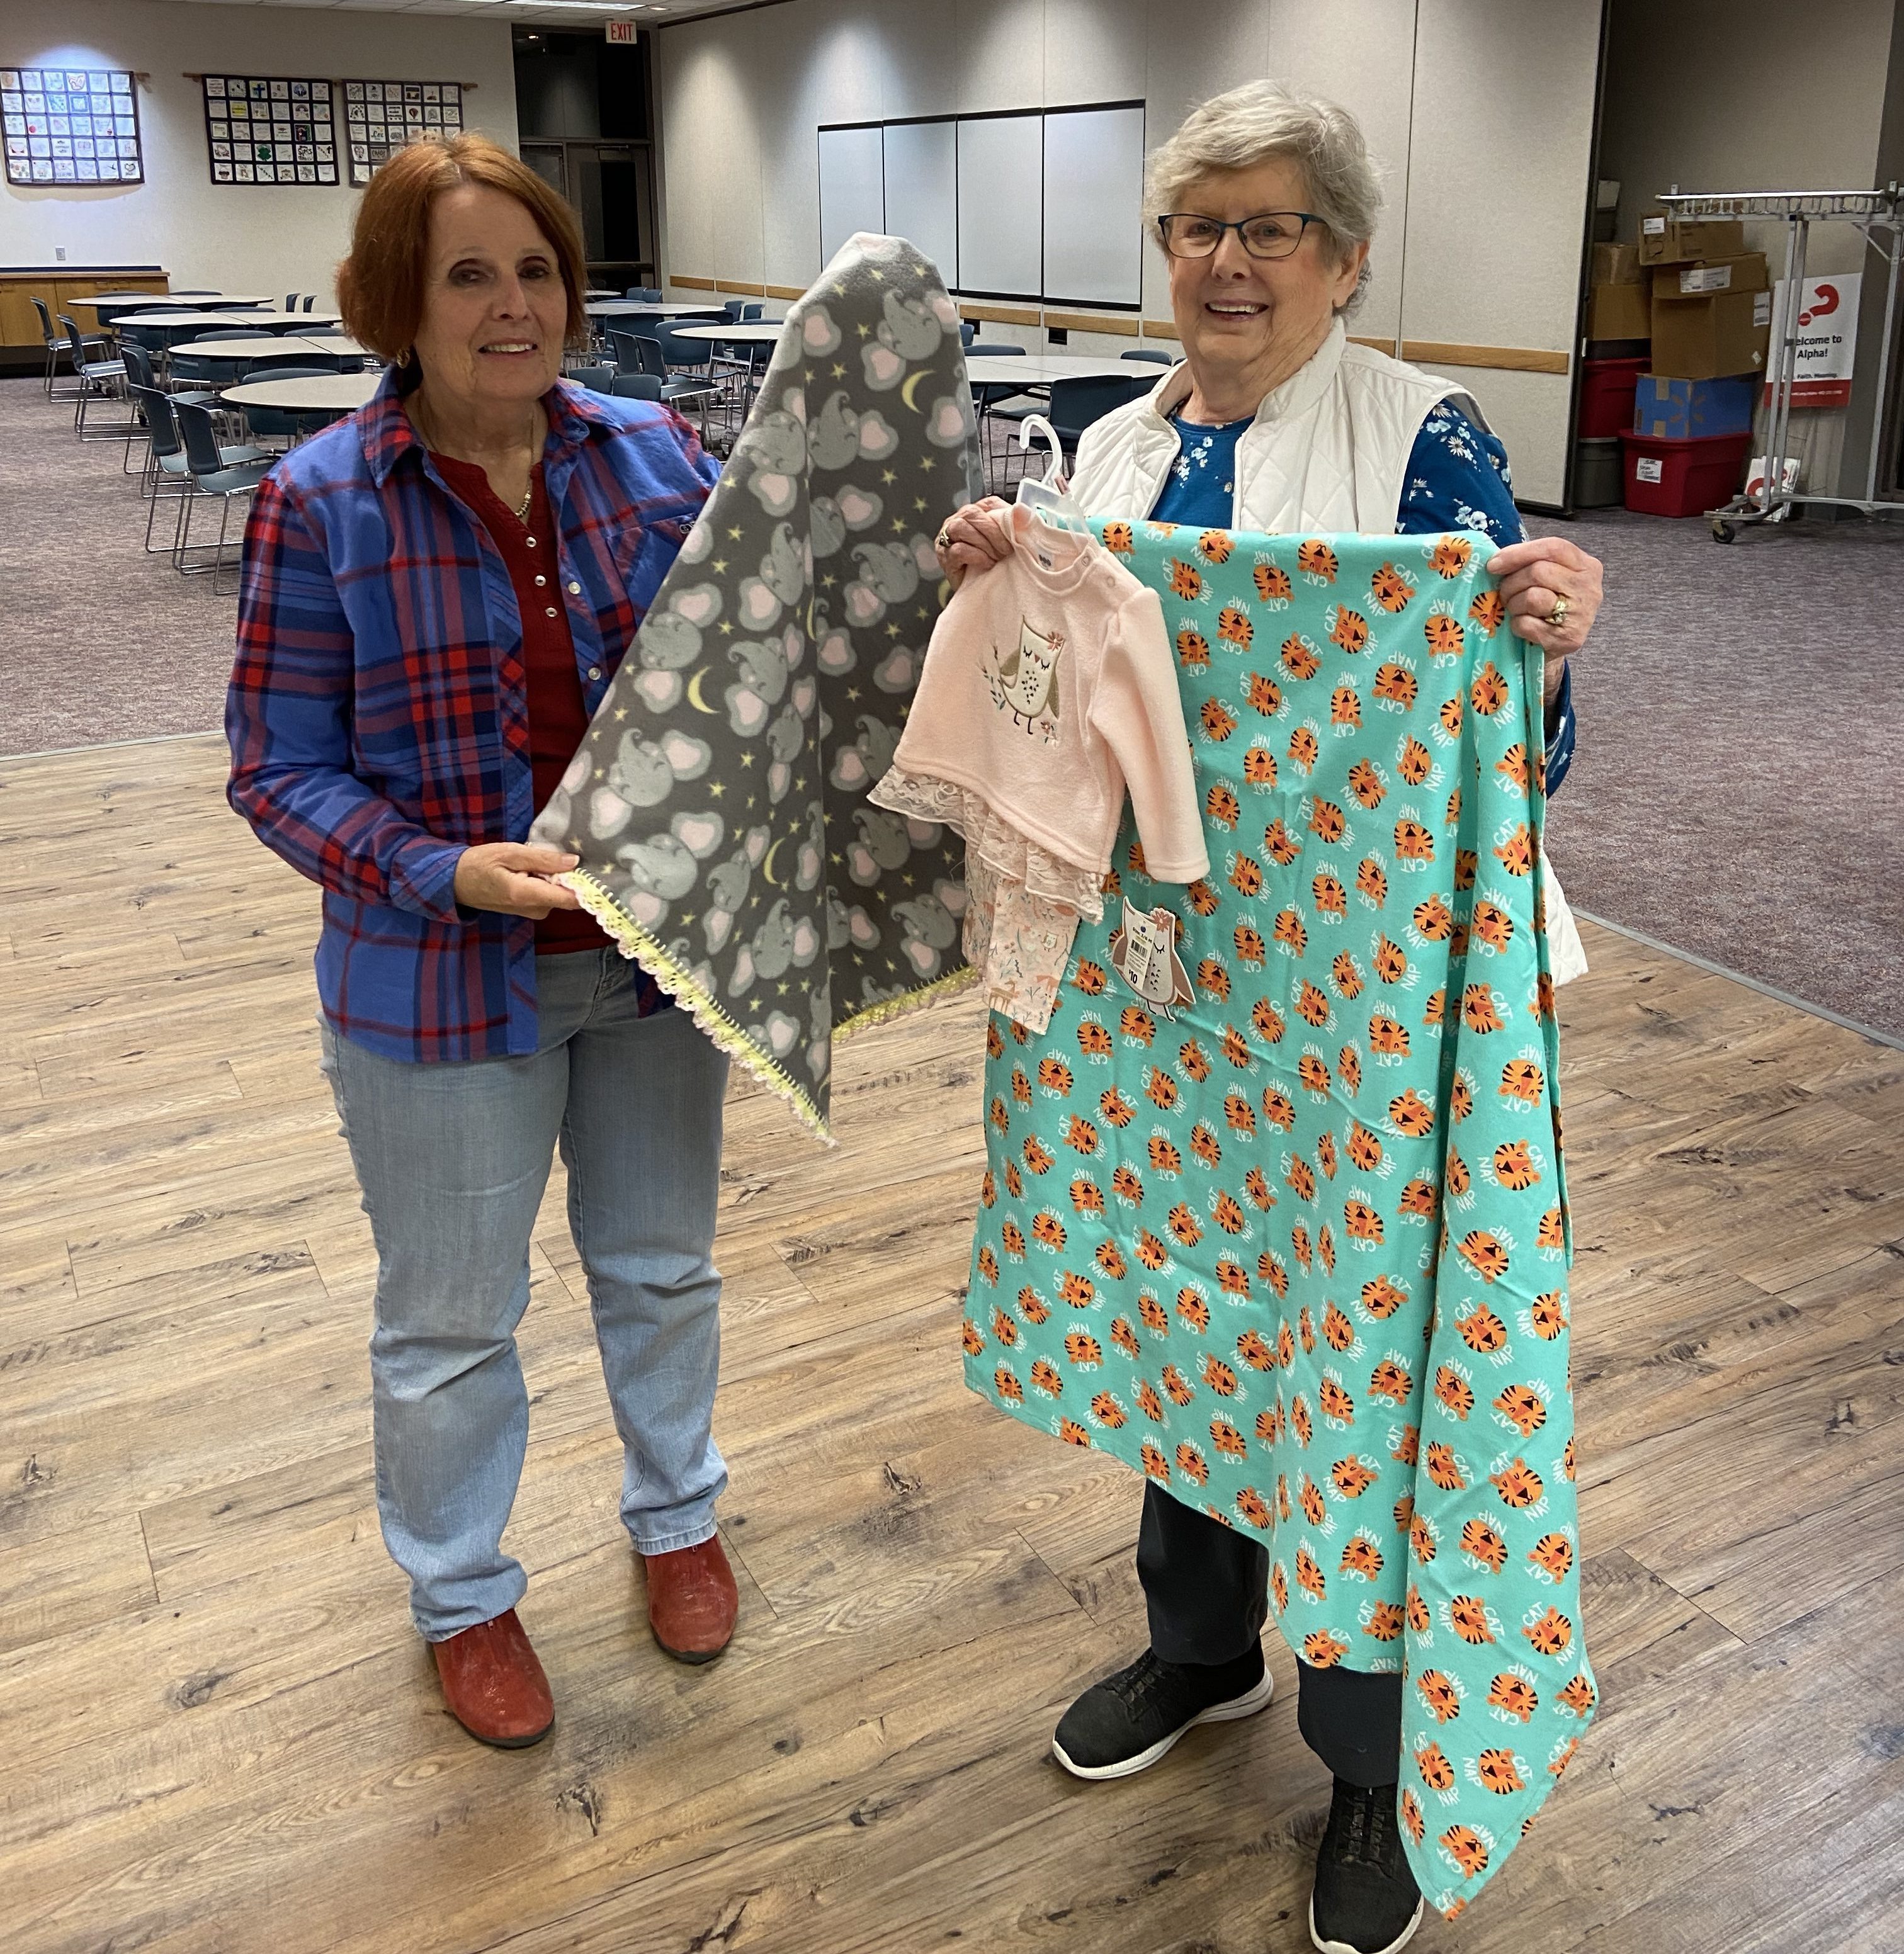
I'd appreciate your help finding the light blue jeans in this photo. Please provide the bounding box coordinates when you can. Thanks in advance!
[320,951,729,1641]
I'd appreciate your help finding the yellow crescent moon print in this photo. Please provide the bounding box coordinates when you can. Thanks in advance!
[900,368,929,413]
[761,835,788,886]
[685,666,717,714]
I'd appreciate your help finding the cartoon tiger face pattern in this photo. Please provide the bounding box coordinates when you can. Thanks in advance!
[963,524,1590,1921]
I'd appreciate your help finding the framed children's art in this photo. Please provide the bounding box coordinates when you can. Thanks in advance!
[341,80,463,187]
[202,74,338,186]
[1,67,142,186]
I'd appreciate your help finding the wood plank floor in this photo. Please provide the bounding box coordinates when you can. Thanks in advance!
[3,733,1900,1954]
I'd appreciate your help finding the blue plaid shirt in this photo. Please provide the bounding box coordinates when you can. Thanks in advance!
[227,372,720,1063]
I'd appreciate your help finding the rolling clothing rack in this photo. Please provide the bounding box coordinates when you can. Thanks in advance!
[1656,186,1903,540]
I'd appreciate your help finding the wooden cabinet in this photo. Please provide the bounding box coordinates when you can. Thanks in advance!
[0,269,169,356]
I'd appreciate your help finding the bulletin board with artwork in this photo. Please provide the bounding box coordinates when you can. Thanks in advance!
[341,81,463,188]
[2,67,142,186]
[202,74,338,186]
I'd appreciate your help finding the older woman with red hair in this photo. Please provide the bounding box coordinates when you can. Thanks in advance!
[227,134,736,1748]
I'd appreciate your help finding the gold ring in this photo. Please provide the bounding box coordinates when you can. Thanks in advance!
[936,526,953,551]
[1546,595,1569,627]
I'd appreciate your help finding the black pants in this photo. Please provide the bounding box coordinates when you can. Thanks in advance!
[1138,1480,1402,1788]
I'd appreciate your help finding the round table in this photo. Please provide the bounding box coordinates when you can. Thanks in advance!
[964,354,1160,386]
[110,309,339,336]
[668,321,785,346]
[173,334,370,364]
[585,300,734,319]
[73,291,273,310]
[220,372,380,415]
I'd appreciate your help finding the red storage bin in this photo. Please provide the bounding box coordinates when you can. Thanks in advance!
[1577,355,1647,439]
[1619,430,1752,517]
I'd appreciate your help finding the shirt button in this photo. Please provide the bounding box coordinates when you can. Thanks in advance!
[525,536,537,548]
[545,606,558,618]
[534,573,547,587]
[587,666,602,681]
[568,581,581,595]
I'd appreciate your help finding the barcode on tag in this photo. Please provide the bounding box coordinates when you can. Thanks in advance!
[1678,264,1732,294]
[1642,216,1666,235]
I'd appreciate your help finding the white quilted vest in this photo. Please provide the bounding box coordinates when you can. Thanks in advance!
[1068,319,1587,983]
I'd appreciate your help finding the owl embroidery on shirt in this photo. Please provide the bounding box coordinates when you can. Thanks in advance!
[1109,898,1194,1017]
[989,618,1064,740]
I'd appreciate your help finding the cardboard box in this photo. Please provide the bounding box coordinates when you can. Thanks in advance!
[1589,280,1652,341]
[1649,286,1773,379]
[1649,252,1769,299]
[1633,373,1757,438]
[1592,242,1645,285]
[1638,212,1747,265]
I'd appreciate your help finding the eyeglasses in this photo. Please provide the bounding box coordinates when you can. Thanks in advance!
[1157,212,1324,261]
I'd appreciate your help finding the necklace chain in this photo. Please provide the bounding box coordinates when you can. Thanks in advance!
[413,393,537,524]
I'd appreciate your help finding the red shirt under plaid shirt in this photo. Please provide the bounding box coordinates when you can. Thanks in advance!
[227,371,719,1063]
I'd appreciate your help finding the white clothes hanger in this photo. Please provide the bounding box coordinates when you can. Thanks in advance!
[1014,415,1093,535]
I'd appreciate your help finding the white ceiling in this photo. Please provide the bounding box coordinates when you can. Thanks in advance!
[148,0,769,26]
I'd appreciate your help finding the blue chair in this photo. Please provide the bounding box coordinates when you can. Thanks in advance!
[621,334,719,419]
[128,387,265,546]
[567,364,615,394]
[960,320,977,347]
[1124,347,1174,366]
[30,296,66,395]
[623,285,662,302]
[118,342,215,478]
[610,373,664,401]
[720,298,747,322]
[171,400,275,591]
[1043,375,1153,458]
[59,312,130,439]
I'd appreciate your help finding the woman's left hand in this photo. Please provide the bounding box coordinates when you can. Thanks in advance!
[1487,535,1604,702]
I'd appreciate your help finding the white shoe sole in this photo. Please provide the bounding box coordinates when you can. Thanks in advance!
[1050,1666,1275,1781]
[1309,1893,1425,1954]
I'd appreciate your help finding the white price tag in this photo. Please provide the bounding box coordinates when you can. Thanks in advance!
[1635,456,1663,483]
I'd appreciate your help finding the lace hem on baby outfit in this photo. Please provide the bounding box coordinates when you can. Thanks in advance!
[869,764,1106,922]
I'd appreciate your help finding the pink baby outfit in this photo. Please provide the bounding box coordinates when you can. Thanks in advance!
[870,503,1208,1031]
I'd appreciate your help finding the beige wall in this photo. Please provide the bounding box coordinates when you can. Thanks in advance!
[1599,0,1898,497]
[656,0,1604,504]
[0,0,518,303]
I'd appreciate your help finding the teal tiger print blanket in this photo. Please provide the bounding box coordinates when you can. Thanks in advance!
[963,518,1592,1919]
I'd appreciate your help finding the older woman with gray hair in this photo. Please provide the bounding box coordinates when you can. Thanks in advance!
[937,81,1604,1954]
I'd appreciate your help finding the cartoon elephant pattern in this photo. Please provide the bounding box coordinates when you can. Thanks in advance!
[531,233,986,1134]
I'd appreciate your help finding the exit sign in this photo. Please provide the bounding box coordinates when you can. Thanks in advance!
[605,19,636,41]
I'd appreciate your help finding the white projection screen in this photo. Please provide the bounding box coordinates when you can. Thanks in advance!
[1041,104,1144,307]
[882,120,958,290]
[956,113,1043,299]
[817,124,885,266]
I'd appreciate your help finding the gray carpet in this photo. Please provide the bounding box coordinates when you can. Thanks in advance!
[5,376,1899,1036]
[1,376,243,754]
[1524,506,1903,1039]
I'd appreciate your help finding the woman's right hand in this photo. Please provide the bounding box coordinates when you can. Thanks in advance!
[934,497,1013,590]
[453,843,584,918]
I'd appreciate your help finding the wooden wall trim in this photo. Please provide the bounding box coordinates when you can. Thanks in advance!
[1400,339,1570,375]
[714,278,768,295]
[959,300,1041,328]
[1043,309,1138,338]
[670,274,717,291]
[1140,319,1179,341]
[762,283,807,301]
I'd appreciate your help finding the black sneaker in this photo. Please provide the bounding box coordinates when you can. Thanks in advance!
[1309,1777,1425,1954]
[1051,1641,1273,1781]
